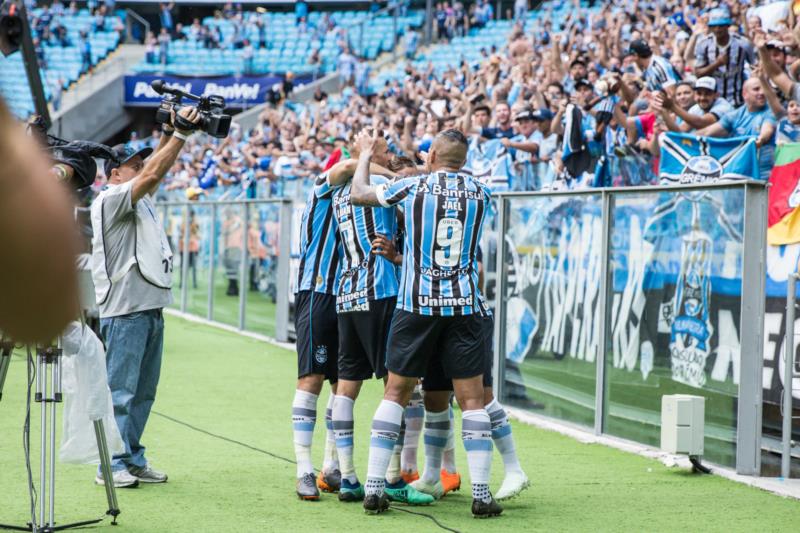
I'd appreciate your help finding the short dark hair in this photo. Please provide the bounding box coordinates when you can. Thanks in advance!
[437,128,468,147]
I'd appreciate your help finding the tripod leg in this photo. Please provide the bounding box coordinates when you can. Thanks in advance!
[0,347,12,402]
[48,356,60,529]
[93,420,120,524]
[38,353,47,529]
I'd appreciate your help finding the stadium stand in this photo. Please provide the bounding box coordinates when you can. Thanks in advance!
[132,9,425,77]
[372,2,598,89]
[0,6,124,118]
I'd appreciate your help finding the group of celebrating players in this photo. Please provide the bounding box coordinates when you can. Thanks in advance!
[290,126,529,519]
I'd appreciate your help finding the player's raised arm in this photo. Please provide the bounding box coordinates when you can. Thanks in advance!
[350,129,383,206]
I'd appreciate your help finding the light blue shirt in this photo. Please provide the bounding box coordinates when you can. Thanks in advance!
[719,105,775,179]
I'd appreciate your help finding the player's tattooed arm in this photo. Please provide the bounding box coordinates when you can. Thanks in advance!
[350,129,383,206]
[371,234,402,265]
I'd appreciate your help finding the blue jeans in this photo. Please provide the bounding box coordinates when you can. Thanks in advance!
[100,309,164,472]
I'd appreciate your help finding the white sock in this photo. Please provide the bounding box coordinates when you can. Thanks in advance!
[462,409,493,503]
[332,395,357,484]
[421,409,449,485]
[386,421,405,484]
[401,385,424,475]
[486,399,523,475]
[323,393,339,472]
[292,389,318,477]
[365,400,404,496]
[442,405,457,474]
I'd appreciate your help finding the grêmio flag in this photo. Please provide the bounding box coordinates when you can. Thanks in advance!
[658,132,759,185]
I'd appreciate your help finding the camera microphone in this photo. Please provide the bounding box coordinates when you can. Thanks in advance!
[151,79,195,99]
[150,79,167,95]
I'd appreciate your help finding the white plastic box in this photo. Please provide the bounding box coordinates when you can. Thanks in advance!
[660,394,705,456]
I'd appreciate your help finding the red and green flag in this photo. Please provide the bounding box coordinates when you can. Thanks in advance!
[767,143,800,245]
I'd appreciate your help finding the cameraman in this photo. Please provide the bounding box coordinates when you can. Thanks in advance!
[90,106,200,488]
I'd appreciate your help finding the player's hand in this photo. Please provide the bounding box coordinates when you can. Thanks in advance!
[371,234,400,264]
[355,127,379,156]
[500,137,511,147]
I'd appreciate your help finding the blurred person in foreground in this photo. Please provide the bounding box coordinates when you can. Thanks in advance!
[0,98,80,344]
[90,106,201,488]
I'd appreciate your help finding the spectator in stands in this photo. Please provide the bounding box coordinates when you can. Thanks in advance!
[773,96,800,145]
[630,39,681,97]
[242,40,254,74]
[33,37,46,69]
[172,23,187,41]
[405,28,419,59]
[355,57,371,97]
[338,47,357,86]
[693,8,755,108]
[697,78,776,180]
[658,77,732,133]
[295,0,309,24]
[145,31,157,64]
[79,31,92,74]
[158,28,170,65]
[160,2,175,32]
[51,77,64,111]
[514,0,527,25]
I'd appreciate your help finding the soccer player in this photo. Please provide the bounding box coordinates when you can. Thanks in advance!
[377,239,529,501]
[317,136,433,506]
[292,160,352,500]
[351,128,503,518]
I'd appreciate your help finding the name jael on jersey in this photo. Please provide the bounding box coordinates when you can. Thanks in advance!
[376,171,490,316]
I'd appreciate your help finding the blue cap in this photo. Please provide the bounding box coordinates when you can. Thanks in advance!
[707,8,732,27]
[531,109,554,121]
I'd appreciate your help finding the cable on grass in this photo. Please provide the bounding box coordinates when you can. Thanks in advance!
[151,411,462,533]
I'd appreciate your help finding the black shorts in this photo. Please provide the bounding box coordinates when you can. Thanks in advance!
[338,297,396,381]
[422,314,495,391]
[295,290,338,383]
[387,309,485,383]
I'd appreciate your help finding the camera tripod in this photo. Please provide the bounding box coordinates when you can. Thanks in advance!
[0,333,120,533]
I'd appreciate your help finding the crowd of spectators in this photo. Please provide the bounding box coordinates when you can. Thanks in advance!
[30,0,123,74]
[120,0,800,201]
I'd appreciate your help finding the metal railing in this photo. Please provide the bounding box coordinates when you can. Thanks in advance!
[124,9,150,44]
[492,181,768,475]
[157,199,293,342]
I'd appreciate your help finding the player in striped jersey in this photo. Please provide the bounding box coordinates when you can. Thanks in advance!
[316,138,433,506]
[350,128,503,518]
[292,160,351,501]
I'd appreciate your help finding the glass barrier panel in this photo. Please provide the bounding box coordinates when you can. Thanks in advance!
[604,187,745,467]
[244,203,281,338]
[213,204,245,327]
[163,205,184,309]
[500,193,601,427]
[178,205,212,317]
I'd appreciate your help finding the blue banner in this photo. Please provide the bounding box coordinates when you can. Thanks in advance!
[124,74,283,107]
[659,132,758,184]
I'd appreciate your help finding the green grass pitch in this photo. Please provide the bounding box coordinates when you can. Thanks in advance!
[0,315,797,532]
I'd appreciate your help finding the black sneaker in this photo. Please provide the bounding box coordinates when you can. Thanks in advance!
[472,496,503,519]
[363,492,389,515]
[296,472,320,501]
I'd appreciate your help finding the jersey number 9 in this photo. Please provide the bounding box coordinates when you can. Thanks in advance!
[434,218,464,267]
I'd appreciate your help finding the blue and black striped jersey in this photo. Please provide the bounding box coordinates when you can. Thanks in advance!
[376,171,491,316]
[316,175,399,313]
[295,173,341,294]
